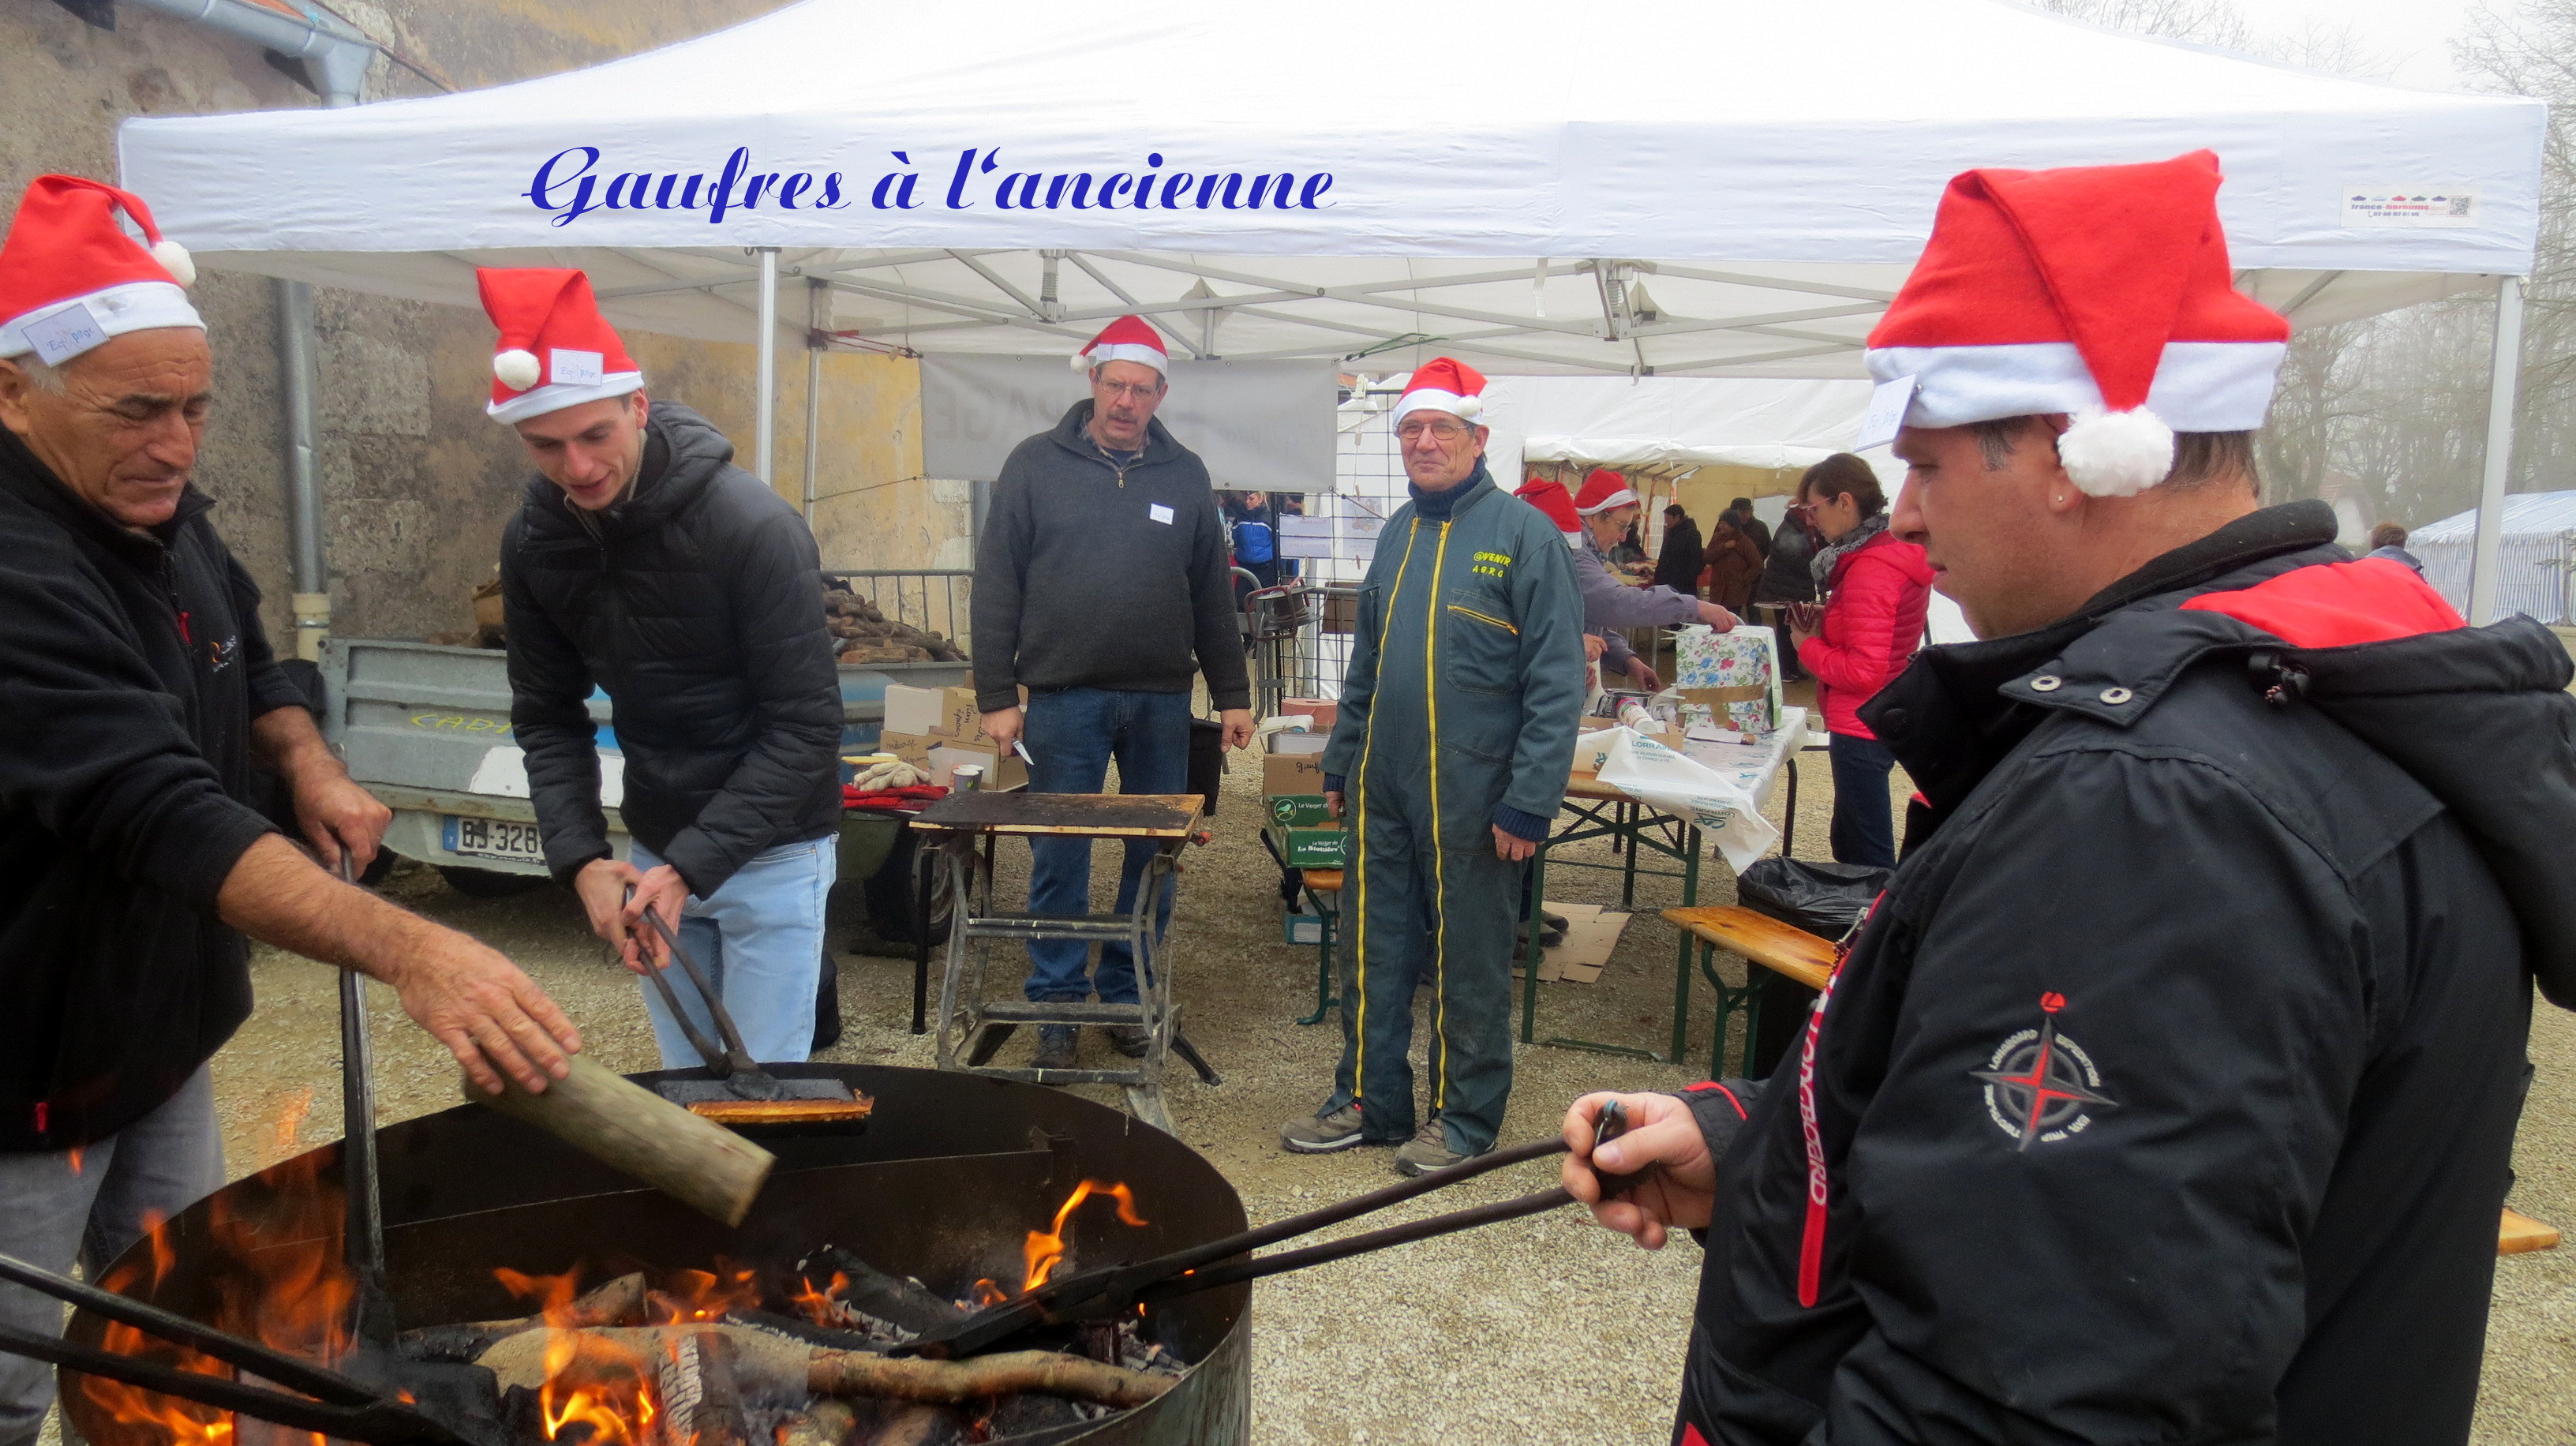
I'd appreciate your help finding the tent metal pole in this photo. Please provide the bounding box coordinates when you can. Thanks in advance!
[802,278,826,519]
[2469,275,2523,626]
[754,246,780,485]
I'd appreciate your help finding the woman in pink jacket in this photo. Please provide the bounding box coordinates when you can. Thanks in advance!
[1787,454,1933,867]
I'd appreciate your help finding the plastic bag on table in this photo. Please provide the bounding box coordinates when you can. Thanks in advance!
[1593,726,1778,872]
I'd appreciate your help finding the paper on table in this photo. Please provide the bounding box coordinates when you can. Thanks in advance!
[1594,726,1779,872]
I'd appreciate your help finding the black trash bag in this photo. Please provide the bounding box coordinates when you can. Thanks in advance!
[1735,858,1890,1078]
[1189,716,1226,818]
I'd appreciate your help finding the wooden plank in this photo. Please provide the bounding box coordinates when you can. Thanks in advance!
[1301,868,1345,892]
[1664,905,1837,991]
[2501,1208,2561,1255]
[911,792,1202,837]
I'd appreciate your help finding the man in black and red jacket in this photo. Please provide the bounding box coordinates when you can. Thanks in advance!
[1563,152,2576,1446]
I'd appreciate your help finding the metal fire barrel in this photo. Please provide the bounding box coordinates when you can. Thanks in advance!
[62,1064,1250,1446]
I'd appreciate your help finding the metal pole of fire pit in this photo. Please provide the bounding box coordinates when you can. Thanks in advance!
[339,856,394,1343]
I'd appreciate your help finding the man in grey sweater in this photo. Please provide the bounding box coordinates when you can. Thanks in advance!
[971,316,1253,1070]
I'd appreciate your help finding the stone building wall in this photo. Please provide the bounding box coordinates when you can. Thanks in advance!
[2,0,958,648]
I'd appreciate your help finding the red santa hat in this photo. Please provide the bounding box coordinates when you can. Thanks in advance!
[1515,476,1581,535]
[1390,358,1485,425]
[1574,467,1638,515]
[1865,150,2290,497]
[0,175,200,365]
[1073,315,1168,374]
[477,268,644,424]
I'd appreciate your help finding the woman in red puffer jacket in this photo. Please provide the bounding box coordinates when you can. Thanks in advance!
[1787,454,1933,868]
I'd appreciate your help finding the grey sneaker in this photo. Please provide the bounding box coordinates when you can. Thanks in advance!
[1030,1025,1077,1072]
[1105,1024,1152,1058]
[1393,1117,1488,1176]
[1279,1102,1368,1153]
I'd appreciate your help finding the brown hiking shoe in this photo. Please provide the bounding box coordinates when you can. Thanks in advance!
[1393,1117,1488,1176]
[1279,1101,1368,1153]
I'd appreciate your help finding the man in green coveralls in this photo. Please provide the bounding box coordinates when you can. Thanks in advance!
[1279,358,1586,1174]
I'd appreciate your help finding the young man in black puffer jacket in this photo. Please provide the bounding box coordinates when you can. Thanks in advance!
[486,268,841,1067]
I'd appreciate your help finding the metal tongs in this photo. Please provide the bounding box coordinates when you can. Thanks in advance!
[0,1250,504,1446]
[629,901,863,1117]
[898,1100,1650,1359]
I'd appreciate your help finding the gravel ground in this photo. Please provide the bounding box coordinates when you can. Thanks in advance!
[188,677,2576,1444]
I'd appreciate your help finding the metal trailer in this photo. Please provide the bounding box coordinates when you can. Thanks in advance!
[320,631,970,895]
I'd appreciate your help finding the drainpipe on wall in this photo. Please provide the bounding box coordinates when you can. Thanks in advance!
[126,0,376,659]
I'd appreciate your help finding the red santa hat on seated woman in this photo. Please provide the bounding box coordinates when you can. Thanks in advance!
[0,175,199,364]
[1515,476,1582,538]
[1573,467,1638,515]
[1073,315,1169,373]
[478,268,645,424]
[1390,357,1485,424]
[1864,149,2289,497]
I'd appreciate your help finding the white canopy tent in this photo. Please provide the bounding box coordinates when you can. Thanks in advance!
[116,0,2544,614]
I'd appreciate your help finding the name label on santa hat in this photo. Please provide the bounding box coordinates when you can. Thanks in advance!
[22,304,107,366]
[1854,374,1917,452]
[549,348,605,386]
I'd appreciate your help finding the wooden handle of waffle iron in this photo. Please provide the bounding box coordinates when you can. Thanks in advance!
[466,1055,777,1227]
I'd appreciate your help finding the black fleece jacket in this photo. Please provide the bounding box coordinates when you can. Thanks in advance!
[0,427,303,1151]
[501,403,841,897]
[970,401,1251,713]
[1665,503,2576,1446]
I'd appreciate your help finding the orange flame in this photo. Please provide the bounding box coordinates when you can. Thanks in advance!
[786,1272,851,1328]
[646,1261,760,1324]
[67,1147,84,1178]
[1021,1181,1148,1291]
[78,1152,360,1446]
[268,1089,313,1156]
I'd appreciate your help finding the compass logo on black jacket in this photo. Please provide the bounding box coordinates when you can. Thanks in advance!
[1972,991,2117,1150]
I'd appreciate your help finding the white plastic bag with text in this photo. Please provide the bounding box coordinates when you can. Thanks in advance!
[1593,726,1778,872]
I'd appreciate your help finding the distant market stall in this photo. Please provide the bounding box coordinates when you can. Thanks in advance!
[117,0,2544,614]
[2418,489,2576,625]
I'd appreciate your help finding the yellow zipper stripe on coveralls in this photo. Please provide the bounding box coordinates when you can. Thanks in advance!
[1349,516,1421,1106]
[1447,604,1517,635]
[1426,521,1452,1113]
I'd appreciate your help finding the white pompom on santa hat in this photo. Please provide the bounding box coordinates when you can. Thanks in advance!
[0,174,202,364]
[477,268,645,424]
[1389,356,1486,424]
[1863,149,2290,497]
[1073,314,1168,374]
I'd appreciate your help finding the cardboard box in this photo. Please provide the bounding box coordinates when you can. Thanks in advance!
[1281,698,1339,731]
[1264,752,1325,796]
[878,729,937,767]
[1266,793,1335,827]
[939,687,994,743]
[1274,825,1347,868]
[882,684,946,737]
[928,742,1028,792]
[1322,590,1357,634]
[1269,730,1330,757]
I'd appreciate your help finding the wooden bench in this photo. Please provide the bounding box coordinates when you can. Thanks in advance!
[1666,905,2562,1261]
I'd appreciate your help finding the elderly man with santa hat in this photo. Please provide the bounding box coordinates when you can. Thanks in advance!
[969,317,1253,1073]
[1279,358,1585,1175]
[0,178,582,1443]
[484,268,844,1069]
[1560,151,2576,1446]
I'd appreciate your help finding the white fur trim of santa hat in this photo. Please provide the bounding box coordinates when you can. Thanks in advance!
[486,371,646,425]
[1390,387,1481,424]
[0,281,202,361]
[2056,407,2177,498]
[1076,341,1168,374]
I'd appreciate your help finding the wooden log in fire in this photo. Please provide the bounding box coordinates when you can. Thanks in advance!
[475,1324,1174,1413]
[397,1271,650,1362]
[466,1056,776,1226]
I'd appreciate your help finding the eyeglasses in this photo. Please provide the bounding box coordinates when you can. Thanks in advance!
[1396,418,1473,441]
[1096,380,1163,401]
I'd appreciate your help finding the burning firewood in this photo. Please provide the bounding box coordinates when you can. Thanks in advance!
[398,1272,650,1362]
[476,1324,1174,1413]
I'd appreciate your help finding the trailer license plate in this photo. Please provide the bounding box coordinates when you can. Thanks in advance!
[443,815,544,864]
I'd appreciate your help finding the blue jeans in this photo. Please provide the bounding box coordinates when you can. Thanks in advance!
[1828,731,1899,869]
[1024,687,1193,1004]
[0,1066,223,1444]
[632,833,834,1068]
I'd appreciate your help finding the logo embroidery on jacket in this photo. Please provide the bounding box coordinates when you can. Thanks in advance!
[1972,991,2115,1150]
[1470,549,1512,579]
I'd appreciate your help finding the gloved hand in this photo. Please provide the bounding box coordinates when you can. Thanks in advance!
[854,758,927,791]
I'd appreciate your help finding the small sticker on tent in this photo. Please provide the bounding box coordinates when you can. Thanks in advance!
[1855,374,1916,451]
[21,303,107,366]
[549,348,605,385]
[2341,186,2478,229]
